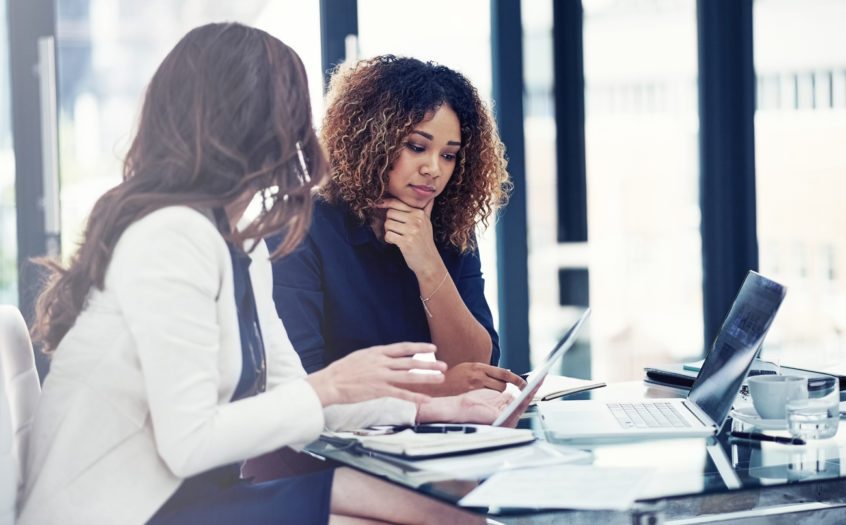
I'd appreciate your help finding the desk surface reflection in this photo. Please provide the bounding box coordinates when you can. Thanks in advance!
[306,382,846,523]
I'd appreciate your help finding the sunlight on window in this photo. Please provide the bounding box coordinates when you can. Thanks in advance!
[583,0,702,381]
[754,0,846,374]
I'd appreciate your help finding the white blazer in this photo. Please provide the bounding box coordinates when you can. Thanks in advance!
[18,207,415,525]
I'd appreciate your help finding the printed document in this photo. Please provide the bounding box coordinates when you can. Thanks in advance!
[459,464,652,511]
[411,441,592,479]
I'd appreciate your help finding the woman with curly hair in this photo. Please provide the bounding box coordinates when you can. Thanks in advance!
[267,56,525,397]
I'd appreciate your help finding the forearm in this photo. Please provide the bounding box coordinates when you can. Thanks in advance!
[323,398,417,430]
[417,266,492,367]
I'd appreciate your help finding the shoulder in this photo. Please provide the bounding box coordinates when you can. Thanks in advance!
[311,197,348,233]
[121,206,219,243]
[268,198,348,253]
[112,206,227,272]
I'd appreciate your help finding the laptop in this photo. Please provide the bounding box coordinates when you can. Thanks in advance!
[539,271,787,440]
[491,308,591,426]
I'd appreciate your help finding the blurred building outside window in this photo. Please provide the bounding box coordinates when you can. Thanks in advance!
[522,0,592,374]
[754,0,846,373]
[582,0,702,381]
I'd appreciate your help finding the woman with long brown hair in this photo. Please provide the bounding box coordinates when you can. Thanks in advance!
[19,24,513,525]
[269,56,525,395]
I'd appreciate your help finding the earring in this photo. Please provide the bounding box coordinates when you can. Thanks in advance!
[295,141,311,183]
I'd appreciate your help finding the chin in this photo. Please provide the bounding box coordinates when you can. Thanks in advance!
[401,195,433,209]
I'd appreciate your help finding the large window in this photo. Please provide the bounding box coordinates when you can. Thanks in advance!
[0,0,15,304]
[54,0,323,257]
[522,0,589,371]
[754,0,846,372]
[582,0,702,381]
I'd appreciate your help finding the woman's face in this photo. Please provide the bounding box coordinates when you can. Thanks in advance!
[385,104,461,209]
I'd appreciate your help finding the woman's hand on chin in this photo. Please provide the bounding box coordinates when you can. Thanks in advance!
[374,198,441,277]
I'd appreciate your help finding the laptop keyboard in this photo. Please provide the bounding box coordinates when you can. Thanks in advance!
[607,402,692,429]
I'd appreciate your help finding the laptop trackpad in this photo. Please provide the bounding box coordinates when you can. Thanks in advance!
[540,401,618,433]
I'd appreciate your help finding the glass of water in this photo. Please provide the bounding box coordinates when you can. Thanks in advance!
[786,375,839,440]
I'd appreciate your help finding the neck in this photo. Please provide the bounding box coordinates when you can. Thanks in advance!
[368,208,388,241]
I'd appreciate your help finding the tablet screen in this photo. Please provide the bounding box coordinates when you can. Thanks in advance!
[491,308,591,426]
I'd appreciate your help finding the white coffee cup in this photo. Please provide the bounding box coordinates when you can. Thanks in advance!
[747,375,808,420]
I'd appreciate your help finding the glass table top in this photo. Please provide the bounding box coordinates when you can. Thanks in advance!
[305,381,846,516]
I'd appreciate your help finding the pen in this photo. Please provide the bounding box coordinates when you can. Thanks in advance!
[729,431,805,446]
[392,425,477,434]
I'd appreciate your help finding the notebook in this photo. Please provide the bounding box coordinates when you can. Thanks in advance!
[540,271,786,441]
[531,375,606,404]
[321,425,535,459]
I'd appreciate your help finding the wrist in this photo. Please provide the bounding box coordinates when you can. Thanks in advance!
[416,396,462,424]
[305,368,339,407]
[415,259,446,284]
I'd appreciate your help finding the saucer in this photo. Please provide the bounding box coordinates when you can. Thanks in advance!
[730,406,788,430]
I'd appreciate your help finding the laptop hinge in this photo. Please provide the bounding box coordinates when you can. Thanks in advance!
[682,400,714,428]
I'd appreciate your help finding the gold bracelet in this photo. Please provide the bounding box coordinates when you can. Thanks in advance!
[420,272,449,318]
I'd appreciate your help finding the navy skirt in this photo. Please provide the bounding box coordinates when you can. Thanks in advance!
[148,465,334,525]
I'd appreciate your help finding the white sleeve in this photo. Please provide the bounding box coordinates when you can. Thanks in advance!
[109,209,324,478]
[323,398,416,431]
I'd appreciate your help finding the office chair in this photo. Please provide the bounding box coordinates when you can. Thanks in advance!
[0,305,41,524]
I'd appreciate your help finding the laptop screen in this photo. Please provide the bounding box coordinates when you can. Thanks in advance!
[687,271,787,430]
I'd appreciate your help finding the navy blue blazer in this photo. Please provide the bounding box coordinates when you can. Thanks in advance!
[267,199,500,373]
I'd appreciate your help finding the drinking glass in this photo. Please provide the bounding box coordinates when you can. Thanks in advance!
[786,375,839,440]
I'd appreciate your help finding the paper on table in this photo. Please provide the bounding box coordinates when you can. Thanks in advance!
[459,464,652,511]
[410,441,592,479]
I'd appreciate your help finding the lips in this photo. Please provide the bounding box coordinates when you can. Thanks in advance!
[409,184,436,196]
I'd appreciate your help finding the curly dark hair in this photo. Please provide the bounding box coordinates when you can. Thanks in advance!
[320,55,511,252]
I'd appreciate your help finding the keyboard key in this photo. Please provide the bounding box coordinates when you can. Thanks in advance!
[607,402,691,429]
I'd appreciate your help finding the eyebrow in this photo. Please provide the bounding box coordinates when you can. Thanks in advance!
[412,130,461,147]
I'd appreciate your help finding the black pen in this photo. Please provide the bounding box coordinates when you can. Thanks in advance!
[393,425,477,434]
[729,431,805,445]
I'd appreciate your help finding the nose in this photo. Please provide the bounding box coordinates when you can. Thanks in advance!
[421,152,442,179]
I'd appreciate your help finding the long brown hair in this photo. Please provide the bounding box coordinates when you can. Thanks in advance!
[320,55,510,252]
[32,23,325,352]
